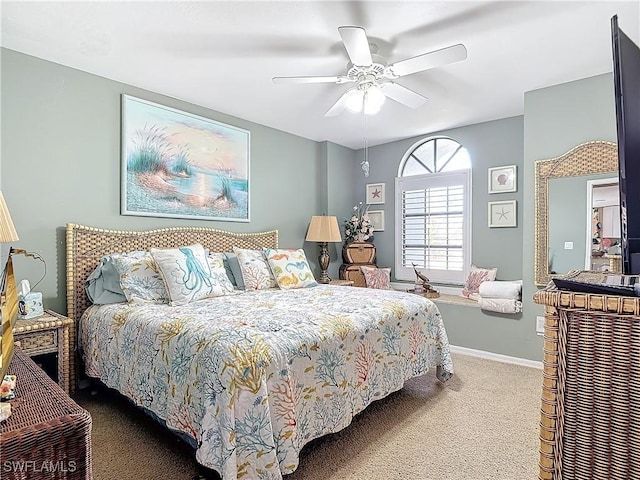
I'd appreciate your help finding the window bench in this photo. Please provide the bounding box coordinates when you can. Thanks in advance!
[430,294,480,307]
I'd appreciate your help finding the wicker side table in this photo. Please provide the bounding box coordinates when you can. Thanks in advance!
[0,348,92,479]
[12,310,74,394]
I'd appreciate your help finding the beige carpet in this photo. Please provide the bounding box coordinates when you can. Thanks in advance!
[74,353,542,480]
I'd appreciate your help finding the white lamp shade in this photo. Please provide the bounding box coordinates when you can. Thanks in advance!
[306,216,342,243]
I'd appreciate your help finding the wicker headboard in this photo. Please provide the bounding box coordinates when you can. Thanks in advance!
[65,223,278,322]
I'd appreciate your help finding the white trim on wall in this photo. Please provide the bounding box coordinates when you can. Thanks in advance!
[449,344,543,369]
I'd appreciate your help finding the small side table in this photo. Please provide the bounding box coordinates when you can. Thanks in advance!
[0,349,92,480]
[12,310,74,395]
[329,279,354,286]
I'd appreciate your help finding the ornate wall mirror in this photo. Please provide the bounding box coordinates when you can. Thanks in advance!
[534,141,618,286]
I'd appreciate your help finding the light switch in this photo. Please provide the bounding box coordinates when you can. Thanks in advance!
[564,241,574,250]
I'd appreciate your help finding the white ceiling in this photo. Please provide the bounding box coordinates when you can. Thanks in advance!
[1,1,639,149]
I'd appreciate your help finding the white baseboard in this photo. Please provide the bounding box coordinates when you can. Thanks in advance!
[450,344,542,369]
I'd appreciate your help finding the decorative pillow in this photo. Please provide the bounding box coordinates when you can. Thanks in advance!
[85,255,127,304]
[206,252,235,294]
[361,266,392,290]
[461,265,498,298]
[151,244,226,306]
[264,248,317,289]
[224,252,245,289]
[233,247,277,290]
[111,251,168,303]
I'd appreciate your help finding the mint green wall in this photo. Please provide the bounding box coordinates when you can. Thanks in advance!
[0,48,352,313]
[522,73,617,359]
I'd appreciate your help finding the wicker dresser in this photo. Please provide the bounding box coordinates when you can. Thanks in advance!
[0,348,92,479]
[534,273,640,480]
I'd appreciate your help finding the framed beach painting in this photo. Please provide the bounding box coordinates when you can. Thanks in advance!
[121,95,250,222]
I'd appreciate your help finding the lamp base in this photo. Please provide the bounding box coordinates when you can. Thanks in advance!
[317,242,331,284]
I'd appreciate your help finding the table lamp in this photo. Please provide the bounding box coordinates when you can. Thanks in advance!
[0,192,19,419]
[306,215,342,283]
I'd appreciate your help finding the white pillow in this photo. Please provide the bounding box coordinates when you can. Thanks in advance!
[233,247,277,290]
[151,244,227,306]
[264,248,317,289]
[111,251,168,303]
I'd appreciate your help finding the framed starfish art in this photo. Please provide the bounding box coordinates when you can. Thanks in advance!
[366,183,385,205]
[488,200,517,228]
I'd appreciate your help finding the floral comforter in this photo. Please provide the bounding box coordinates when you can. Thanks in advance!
[80,285,453,480]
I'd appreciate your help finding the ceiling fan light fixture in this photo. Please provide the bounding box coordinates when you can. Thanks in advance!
[364,85,385,114]
[345,88,365,113]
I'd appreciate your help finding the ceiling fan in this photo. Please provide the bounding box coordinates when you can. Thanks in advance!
[272,26,467,117]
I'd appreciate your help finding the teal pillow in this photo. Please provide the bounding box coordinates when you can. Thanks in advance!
[85,255,127,304]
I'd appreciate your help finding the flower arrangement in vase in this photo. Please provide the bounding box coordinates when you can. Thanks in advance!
[343,202,375,244]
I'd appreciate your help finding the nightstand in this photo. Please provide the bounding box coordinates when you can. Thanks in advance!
[12,310,74,395]
[329,279,354,286]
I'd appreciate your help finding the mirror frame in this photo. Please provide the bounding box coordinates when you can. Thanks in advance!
[534,141,618,286]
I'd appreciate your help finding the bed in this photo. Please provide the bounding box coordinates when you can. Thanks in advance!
[66,223,453,480]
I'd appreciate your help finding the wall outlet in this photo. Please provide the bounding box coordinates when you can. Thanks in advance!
[564,241,574,250]
[536,316,545,335]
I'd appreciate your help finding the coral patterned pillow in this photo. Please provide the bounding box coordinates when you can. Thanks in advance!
[461,265,498,298]
[111,251,169,303]
[233,247,277,290]
[360,266,392,289]
[264,248,317,289]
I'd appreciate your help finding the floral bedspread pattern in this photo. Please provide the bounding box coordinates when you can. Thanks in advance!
[80,285,453,480]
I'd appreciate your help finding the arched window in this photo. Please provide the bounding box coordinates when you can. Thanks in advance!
[395,137,471,284]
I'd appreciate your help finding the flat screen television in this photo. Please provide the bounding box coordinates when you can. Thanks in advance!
[611,15,640,274]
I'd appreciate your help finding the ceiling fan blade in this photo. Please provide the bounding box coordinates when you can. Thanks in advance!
[273,75,347,84]
[380,82,428,109]
[324,90,352,117]
[338,26,373,67]
[387,44,467,78]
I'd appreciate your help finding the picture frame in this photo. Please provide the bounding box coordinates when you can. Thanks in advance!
[488,165,517,194]
[368,210,385,231]
[121,95,250,222]
[488,200,517,228]
[366,183,385,204]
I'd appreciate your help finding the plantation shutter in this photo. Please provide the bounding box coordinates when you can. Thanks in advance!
[395,170,470,284]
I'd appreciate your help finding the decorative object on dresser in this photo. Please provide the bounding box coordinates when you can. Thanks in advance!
[0,348,92,479]
[305,215,342,283]
[343,202,375,243]
[411,263,440,298]
[13,310,75,394]
[534,270,640,480]
[339,241,377,287]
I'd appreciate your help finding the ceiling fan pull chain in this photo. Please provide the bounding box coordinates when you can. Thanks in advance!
[361,112,370,177]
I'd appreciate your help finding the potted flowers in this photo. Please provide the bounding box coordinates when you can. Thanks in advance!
[343,202,375,244]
